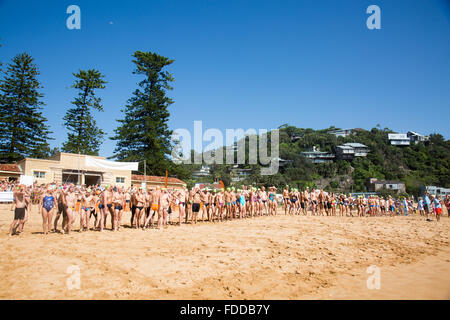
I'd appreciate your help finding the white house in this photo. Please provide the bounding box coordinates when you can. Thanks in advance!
[328,128,354,138]
[388,133,410,146]
[192,165,211,178]
[407,131,429,144]
[336,143,369,160]
[301,146,335,163]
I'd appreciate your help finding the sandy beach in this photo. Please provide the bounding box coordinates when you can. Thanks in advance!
[1,204,449,300]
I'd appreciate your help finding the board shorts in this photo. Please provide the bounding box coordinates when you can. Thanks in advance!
[14,207,26,220]
[436,208,442,215]
[192,203,200,213]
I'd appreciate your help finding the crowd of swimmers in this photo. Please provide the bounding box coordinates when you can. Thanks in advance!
[1,181,448,236]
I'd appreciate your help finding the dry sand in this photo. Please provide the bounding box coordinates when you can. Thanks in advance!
[0,204,449,300]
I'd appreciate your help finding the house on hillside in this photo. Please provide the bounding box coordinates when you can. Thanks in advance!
[388,133,410,146]
[327,128,354,138]
[191,165,211,179]
[301,146,335,163]
[407,131,429,144]
[336,143,369,160]
[367,178,406,193]
[420,185,450,197]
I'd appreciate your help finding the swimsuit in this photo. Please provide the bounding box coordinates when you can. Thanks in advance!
[43,195,54,212]
[192,203,200,212]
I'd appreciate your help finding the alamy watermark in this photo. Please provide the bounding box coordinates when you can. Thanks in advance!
[366,5,381,30]
[171,121,279,175]
[65,4,381,31]
[66,264,81,290]
[66,5,81,30]
[366,265,381,290]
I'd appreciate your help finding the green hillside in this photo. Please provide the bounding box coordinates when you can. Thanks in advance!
[182,126,450,197]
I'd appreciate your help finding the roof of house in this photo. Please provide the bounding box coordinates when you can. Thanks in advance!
[407,131,428,137]
[131,174,186,185]
[388,133,408,139]
[372,180,404,185]
[342,142,368,148]
[337,145,354,150]
[0,164,21,173]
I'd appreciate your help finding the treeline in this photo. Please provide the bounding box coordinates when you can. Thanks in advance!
[182,126,450,196]
[0,45,191,180]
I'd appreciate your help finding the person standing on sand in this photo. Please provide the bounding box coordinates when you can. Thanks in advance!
[311,190,318,216]
[424,192,431,221]
[186,187,195,224]
[130,189,136,227]
[224,188,232,220]
[64,186,77,234]
[282,186,289,215]
[39,186,57,235]
[200,188,209,222]
[83,189,97,231]
[157,188,171,229]
[19,186,32,234]
[432,195,442,222]
[98,187,107,231]
[150,187,162,227]
[191,187,201,224]
[216,188,225,221]
[54,186,67,232]
[174,187,186,226]
[134,188,146,229]
[9,185,27,236]
[112,187,123,231]
[445,196,450,218]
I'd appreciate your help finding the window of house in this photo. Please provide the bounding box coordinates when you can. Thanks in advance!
[33,171,46,179]
[116,177,125,183]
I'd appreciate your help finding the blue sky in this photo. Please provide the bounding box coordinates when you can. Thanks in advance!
[0,0,449,157]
